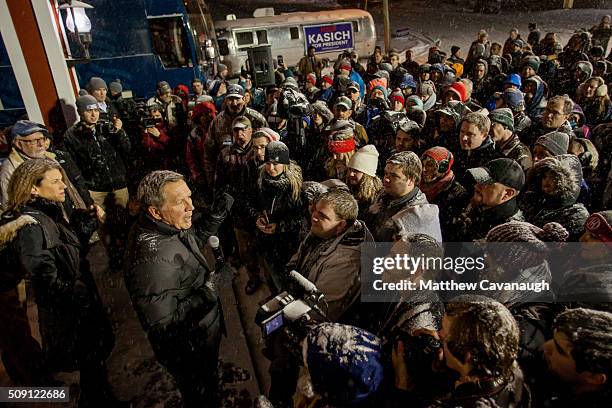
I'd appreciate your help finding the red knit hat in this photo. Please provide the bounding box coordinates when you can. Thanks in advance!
[421,146,453,174]
[446,81,467,102]
[192,101,217,124]
[322,75,334,86]
[328,138,356,154]
[306,73,317,86]
[339,62,352,72]
[389,89,405,106]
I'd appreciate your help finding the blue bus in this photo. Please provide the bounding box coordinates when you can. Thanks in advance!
[0,0,218,126]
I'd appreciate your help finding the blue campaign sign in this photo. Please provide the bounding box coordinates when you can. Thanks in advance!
[304,23,353,53]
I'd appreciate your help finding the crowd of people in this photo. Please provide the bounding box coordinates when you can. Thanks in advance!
[0,15,611,408]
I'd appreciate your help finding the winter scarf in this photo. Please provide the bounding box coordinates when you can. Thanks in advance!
[420,171,456,202]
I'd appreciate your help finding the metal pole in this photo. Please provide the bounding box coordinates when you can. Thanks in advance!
[383,0,390,54]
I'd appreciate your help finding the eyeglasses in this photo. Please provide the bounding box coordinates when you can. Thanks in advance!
[17,137,46,146]
[543,108,565,116]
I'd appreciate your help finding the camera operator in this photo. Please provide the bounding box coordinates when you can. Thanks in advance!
[124,170,233,407]
[63,95,131,211]
[139,103,172,176]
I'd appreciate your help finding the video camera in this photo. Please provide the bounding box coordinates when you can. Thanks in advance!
[255,270,327,339]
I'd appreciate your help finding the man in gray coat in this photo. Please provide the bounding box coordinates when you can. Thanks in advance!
[364,151,440,242]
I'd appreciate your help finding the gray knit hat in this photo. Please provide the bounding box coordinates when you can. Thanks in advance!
[86,77,107,92]
[489,108,515,132]
[485,221,568,269]
[109,80,122,94]
[535,131,570,156]
[76,95,99,113]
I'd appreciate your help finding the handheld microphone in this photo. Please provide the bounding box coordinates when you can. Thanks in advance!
[207,235,224,268]
[289,270,318,294]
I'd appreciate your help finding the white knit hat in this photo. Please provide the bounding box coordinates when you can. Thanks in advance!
[348,145,379,177]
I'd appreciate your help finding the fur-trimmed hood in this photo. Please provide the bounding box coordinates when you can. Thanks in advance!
[527,154,583,203]
[0,214,37,248]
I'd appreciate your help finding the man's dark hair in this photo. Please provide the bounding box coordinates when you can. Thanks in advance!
[445,296,519,380]
[192,78,202,85]
[554,308,612,381]
[307,45,316,53]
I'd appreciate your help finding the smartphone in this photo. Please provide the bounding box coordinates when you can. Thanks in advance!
[277,55,284,66]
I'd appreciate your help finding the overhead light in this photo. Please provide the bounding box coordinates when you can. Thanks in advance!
[59,0,94,60]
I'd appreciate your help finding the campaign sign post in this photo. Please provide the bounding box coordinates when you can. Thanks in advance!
[304,23,353,53]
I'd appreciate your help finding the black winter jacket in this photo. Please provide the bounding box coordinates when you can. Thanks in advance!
[2,198,112,372]
[123,195,232,363]
[454,137,503,185]
[62,121,131,191]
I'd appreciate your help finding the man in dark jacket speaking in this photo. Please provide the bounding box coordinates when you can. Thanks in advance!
[124,170,232,407]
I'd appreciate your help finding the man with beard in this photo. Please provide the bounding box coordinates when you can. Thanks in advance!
[451,158,525,241]
[454,112,502,183]
[203,84,267,188]
[364,151,440,242]
[489,108,533,171]
[346,145,382,218]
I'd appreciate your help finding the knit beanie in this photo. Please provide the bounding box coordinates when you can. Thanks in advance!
[535,131,570,156]
[489,108,515,132]
[76,95,99,113]
[521,56,541,72]
[584,211,612,242]
[406,95,424,111]
[339,60,353,72]
[217,63,227,72]
[421,146,453,175]
[109,79,123,94]
[264,141,290,165]
[348,145,379,177]
[446,81,467,102]
[485,221,569,270]
[430,63,445,74]
[389,89,405,106]
[306,73,317,86]
[372,85,389,99]
[191,101,217,124]
[252,127,280,143]
[306,323,383,405]
[400,74,417,91]
[322,75,334,86]
[502,88,525,111]
[86,77,107,92]
[326,120,356,154]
